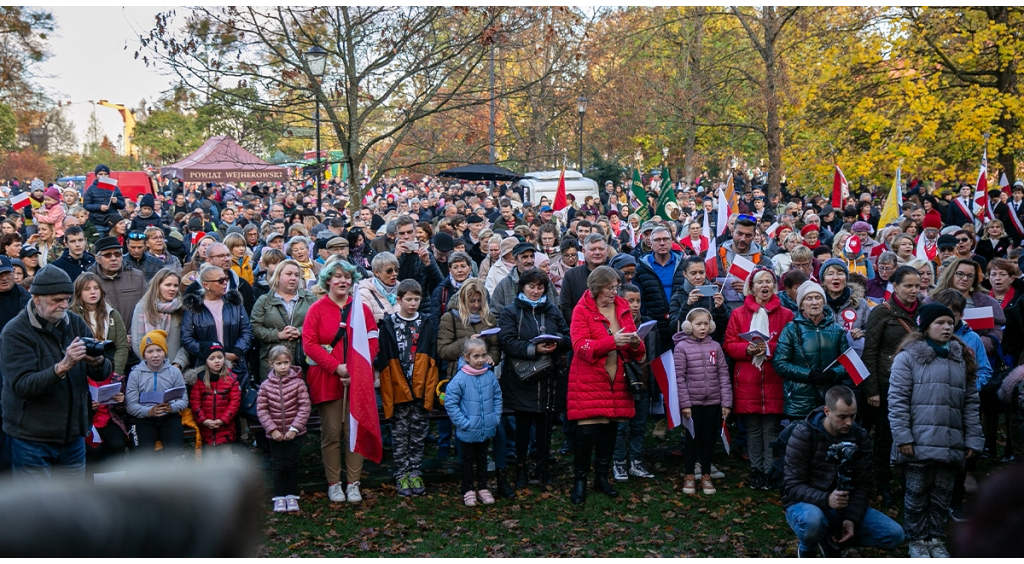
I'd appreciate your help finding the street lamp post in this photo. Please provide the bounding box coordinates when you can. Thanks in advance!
[304,46,328,213]
[577,94,587,174]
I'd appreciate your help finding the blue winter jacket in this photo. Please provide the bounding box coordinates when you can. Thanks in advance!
[444,364,502,443]
[955,322,992,390]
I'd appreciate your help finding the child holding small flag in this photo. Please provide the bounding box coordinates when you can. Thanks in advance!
[673,308,732,495]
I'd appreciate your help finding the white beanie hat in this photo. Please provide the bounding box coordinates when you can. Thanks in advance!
[796,280,826,308]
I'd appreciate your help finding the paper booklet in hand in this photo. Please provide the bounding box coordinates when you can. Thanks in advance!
[478,327,501,337]
[635,319,658,340]
[89,383,122,404]
[738,330,769,343]
[529,334,561,344]
[139,386,186,405]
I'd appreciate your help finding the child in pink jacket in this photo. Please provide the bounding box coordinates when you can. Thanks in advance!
[257,345,311,513]
[36,187,67,238]
[673,308,733,496]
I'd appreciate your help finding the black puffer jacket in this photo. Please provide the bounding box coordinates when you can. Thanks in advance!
[181,290,254,374]
[633,251,684,354]
[82,180,126,228]
[398,251,444,320]
[782,407,872,526]
[668,279,730,344]
[497,296,570,413]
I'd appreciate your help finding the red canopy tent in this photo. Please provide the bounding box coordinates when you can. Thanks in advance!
[160,136,288,183]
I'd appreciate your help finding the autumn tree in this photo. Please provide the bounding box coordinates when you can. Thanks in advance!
[140,6,580,212]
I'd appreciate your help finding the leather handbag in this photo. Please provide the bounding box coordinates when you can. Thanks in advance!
[512,355,553,383]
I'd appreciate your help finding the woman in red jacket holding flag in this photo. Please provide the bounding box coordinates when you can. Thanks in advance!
[568,265,646,505]
[723,267,793,490]
[303,258,379,505]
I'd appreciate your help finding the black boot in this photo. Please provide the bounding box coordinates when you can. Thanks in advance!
[515,463,529,490]
[571,426,596,505]
[879,486,894,508]
[593,424,619,498]
[495,468,516,499]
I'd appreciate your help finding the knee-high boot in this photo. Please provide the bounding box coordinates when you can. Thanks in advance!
[593,423,619,498]
[571,425,596,505]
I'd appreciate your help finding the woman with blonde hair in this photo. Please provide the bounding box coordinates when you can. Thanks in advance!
[224,232,254,285]
[131,268,190,369]
[251,258,317,380]
[907,258,935,299]
[72,272,130,374]
[927,258,1005,347]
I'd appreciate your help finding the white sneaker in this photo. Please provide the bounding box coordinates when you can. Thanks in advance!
[908,540,932,558]
[327,482,346,503]
[928,538,950,558]
[612,461,629,482]
[285,495,300,512]
[346,481,363,503]
[963,473,978,493]
[272,496,287,513]
[629,460,655,479]
[694,463,725,479]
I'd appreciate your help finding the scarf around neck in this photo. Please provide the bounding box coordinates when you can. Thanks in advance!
[374,277,398,305]
[826,286,851,313]
[518,292,547,307]
[461,364,489,376]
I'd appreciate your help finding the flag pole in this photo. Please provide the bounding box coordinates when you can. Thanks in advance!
[822,356,840,371]
[342,381,350,426]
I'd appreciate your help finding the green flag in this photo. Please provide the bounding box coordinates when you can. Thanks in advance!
[655,165,675,220]
[630,167,650,222]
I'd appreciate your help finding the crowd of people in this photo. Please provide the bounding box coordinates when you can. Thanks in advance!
[1,164,1022,557]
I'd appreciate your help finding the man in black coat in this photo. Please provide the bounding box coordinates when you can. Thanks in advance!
[0,265,112,481]
[782,386,903,558]
[559,233,609,327]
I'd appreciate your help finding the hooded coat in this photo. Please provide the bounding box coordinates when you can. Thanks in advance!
[444,365,502,443]
[567,291,645,421]
[249,289,316,380]
[187,365,242,445]
[861,298,919,402]
[181,290,254,373]
[887,336,984,466]
[722,294,793,415]
[774,308,851,419]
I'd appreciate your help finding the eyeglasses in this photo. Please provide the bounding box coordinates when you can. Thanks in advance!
[953,271,975,279]
[99,251,122,259]
[380,267,397,275]
[206,277,229,285]
[956,238,970,244]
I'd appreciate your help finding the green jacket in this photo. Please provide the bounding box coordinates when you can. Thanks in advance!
[250,289,317,381]
[774,308,850,419]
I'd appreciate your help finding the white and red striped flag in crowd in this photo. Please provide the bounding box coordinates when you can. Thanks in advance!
[9,191,30,211]
[650,350,681,430]
[883,282,894,301]
[963,306,995,331]
[729,254,756,281]
[831,165,850,208]
[348,288,383,463]
[721,420,732,455]
[837,348,871,385]
[702,210,719,279]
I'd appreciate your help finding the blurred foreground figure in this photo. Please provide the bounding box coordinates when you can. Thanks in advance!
[954,463,1024,558]
[0,456,261,557]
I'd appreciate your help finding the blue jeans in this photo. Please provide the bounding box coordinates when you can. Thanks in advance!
[785,502,904,553]
[614,392,649,462]
[10,436,86,483]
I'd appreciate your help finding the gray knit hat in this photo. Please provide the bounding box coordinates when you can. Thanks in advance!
[30,265,74,296]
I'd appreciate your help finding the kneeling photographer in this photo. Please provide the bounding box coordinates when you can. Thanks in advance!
[0,265,113,481]
[783,386,904,557]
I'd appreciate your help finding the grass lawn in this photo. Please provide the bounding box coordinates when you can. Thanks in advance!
[256,423,917,558]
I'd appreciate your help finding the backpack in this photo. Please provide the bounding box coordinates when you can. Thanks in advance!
[766,420,815,492]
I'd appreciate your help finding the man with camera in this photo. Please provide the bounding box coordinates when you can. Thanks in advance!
[783,386,904,557]
[0,265,112,481]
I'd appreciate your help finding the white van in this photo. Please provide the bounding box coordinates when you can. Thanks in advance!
[517,170,599,208]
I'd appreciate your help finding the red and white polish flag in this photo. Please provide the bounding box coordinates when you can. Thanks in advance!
[883,282,894,301]
[650,350,681,430]
[721,420,732,455]
[837,348,871,386]
[728,254,756,281]
[348,288,383,463]
[9,192,30,211]
[97,176,119,187]
[963,306,995,331]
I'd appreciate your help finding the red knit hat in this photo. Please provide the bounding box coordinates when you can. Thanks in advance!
[800,224,820,236]
[922,209,942,231]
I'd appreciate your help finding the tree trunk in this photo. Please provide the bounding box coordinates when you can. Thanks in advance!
[682,7,705,184]
[992,7,1018,184]
[762,7,783,198]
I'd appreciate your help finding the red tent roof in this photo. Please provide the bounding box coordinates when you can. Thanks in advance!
[160,136,288,183]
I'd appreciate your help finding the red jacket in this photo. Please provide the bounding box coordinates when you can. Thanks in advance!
[568,291,645,421]
[680,235,709,255]
[189,371,241,445]
[302,294,380,405]
[722,294,793,415]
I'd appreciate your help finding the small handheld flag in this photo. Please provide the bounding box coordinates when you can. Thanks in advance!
[836,348,871,386]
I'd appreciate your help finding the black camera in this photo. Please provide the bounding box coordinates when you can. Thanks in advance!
[825,441,864,491]
[81,337,115,358]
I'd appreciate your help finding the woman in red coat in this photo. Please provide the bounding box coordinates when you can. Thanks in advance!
[679,220,709,256]
[303,259,380,504]
[568,265,645,505]
[723,266,793,490]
